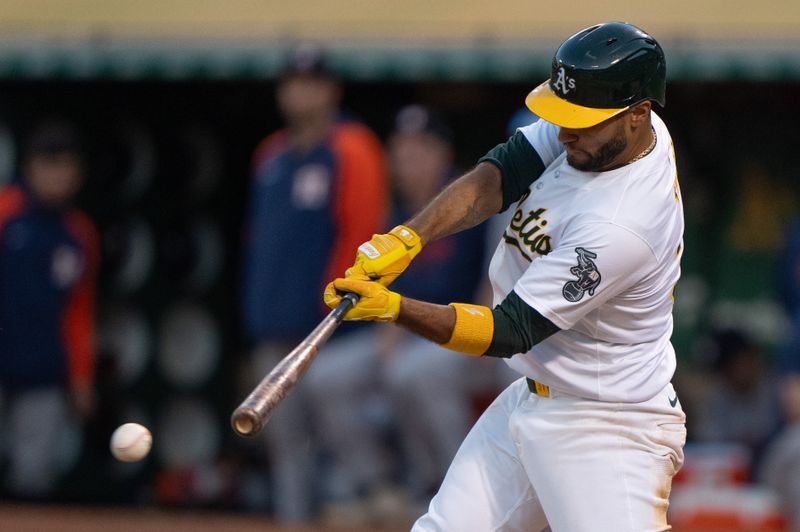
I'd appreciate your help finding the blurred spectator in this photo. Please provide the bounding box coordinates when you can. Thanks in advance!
[305,104,487,525]
[239,43,387,522]
[0,121,100,498]
[758,217,800,530]
[759,372,800,531]
[694,329,781,458]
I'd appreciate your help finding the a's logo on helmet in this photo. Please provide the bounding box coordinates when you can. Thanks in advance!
[562,247,601,302]
[553,67,576,96]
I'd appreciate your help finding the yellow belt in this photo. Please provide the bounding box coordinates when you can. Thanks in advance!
[526,378,550,398]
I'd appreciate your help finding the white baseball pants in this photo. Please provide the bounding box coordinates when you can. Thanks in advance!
[412,377,686,532]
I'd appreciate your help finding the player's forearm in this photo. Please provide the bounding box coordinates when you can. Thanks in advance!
[398,290,560,357]
[328,281,559,357]
[405,162,502,245]
[397,297,456,345]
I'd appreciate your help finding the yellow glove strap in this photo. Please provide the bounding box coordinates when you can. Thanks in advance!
[354,225,424,286]
[440,303,494,356]
[389,225,423,258]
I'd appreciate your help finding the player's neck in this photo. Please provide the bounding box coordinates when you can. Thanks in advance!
[598,123,656,172]
[623,123,656,166]
[289,112,336,152]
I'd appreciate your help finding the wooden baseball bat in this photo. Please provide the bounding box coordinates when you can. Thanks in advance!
[231,292,359,437]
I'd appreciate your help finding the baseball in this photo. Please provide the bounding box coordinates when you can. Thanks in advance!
[110,423,152,462]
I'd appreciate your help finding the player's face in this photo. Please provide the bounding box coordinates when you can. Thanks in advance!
[25,152,84,208]
[276,75,341,124]
[558,113,628,172]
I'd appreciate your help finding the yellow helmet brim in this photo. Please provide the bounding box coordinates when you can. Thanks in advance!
[525,80,629,129]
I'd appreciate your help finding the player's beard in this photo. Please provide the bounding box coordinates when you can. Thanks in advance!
[567,128,628,172]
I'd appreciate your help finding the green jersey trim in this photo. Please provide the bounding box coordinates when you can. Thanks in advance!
[478,131,547,212]
[485,290,560,358]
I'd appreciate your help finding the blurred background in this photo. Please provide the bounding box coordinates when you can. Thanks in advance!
[1,1,800,531]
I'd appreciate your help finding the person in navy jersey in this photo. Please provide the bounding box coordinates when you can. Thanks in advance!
[0,121,100,498]
[304,106,488,525]
[239,43,388,522]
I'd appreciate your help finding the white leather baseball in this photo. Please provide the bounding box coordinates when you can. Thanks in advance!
[110,423,152,462]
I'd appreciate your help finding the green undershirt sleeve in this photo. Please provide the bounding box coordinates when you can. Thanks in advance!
[485,290,561,358]
[478,131,547,212]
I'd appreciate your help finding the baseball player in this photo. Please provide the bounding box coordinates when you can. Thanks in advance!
[324,22,686,531]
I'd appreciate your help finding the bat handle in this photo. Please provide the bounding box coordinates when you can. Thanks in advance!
[294,291,359,349]
[331,291,360,321]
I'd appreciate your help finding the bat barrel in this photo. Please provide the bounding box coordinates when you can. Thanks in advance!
[231,407,261,437]
[230,292,359,437]
[231,342,318,437]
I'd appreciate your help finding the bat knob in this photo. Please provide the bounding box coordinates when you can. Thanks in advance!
[231,407,262,437]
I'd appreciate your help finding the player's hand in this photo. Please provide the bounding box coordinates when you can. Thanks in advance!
[346,225,422,286]
[323,277,401,322]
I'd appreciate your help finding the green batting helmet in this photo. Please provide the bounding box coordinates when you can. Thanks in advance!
[526,22,666,129]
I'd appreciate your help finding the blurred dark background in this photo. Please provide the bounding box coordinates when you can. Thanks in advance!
[1,4,800,528]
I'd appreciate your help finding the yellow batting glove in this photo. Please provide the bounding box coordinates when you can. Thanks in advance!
[323,277,401,322]
[347,225,423,286]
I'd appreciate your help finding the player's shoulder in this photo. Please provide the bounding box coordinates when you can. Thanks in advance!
[332,120,382,149]
[650,112,675,155]
[517,119,563,166]
[330,120,384,166]
[651,111,669,133]
[571,179,676,247]
[251,130,290,168]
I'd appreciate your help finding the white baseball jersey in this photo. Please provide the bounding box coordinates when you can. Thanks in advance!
[487,112,683,402]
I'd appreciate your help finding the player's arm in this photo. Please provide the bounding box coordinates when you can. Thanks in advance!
[324,277,559,357]
[346,130,548,285]
[403,162,503,246]
[409,127,552,242]
[346,163,500,286]
[400,291,559,357]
